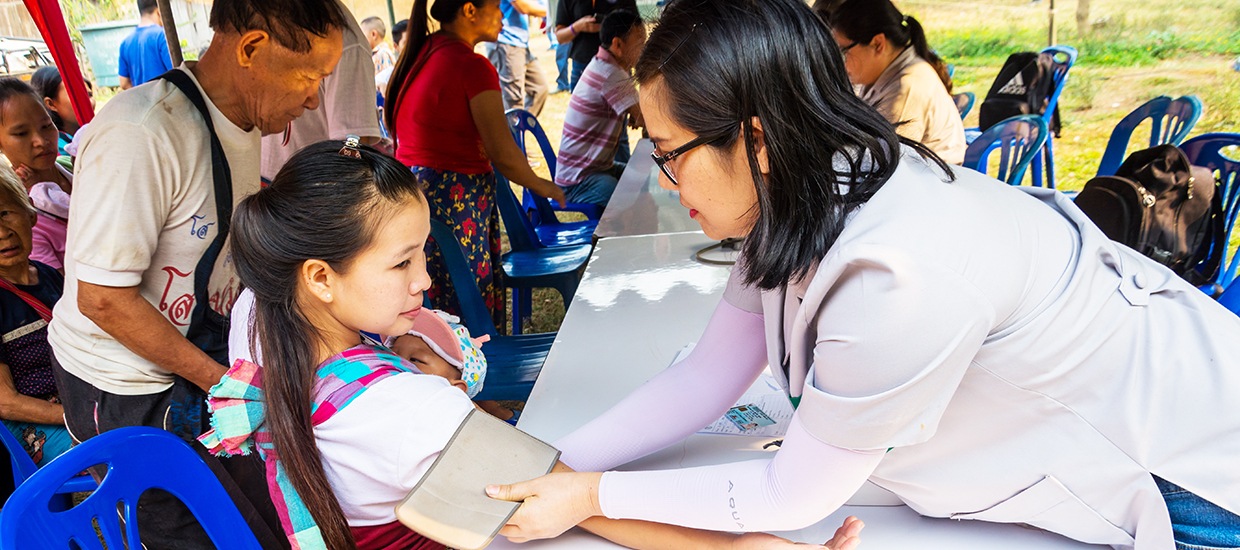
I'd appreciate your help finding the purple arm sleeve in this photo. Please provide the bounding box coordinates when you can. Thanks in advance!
[597,414,884,531]
[553,299,769,472]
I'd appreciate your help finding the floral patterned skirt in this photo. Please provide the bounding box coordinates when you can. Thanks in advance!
[412,166,505,333]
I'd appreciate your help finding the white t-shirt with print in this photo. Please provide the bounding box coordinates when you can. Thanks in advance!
[49,65,261,395]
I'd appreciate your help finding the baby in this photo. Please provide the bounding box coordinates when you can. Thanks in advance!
[387,309,517,423]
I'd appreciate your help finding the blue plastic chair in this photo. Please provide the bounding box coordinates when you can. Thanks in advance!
[953,91,975,120]
[1095,96,1203,177]
[0,427,262,550]
[505,108,602,247]
[428,218,555,401]
[0,421,95,511]
[1180,133,1240,291]
[495,171,592,334]
[1028,45,1078,189]
[1218,278,1240,317]
[962,115,1049,186]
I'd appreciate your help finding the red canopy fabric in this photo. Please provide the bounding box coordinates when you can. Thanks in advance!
[22,0,94,126]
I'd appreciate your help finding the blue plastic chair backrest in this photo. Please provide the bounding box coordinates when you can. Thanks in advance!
[0,418,96,511]
[0,421,41,486]
[0,427,263,550]
[428,218,502,338]
[506,108,558,178]
[505,108,563,223]
[953,91,975,120]
[1040,45,1077,123]
[962,115,1049,185]
[494,171,544,253]
[1095,95,1203,177]
[1180,133,1240,288]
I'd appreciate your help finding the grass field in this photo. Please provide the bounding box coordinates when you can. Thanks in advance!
[513,0,1240,334]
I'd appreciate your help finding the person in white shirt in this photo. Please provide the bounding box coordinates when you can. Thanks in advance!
[484,2,1240,549]
[47,0,347,547]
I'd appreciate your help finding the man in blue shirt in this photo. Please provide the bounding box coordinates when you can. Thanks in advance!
[487,0,550,116]
[117,0,173,89]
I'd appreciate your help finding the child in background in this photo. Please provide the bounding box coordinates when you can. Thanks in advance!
[203,139,863,550]
[30,66,96,161]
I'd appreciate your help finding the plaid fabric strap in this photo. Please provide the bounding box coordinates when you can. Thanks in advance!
[200,344,420,550]
[0,278,52,322]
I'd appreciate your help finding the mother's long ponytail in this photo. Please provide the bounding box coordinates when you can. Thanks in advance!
[231,141,425,550]
[384,0,482,143]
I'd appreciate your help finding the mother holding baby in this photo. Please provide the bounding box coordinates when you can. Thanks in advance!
[488,0,1240,548]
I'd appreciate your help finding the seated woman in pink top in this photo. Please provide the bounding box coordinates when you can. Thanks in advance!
[0,78,72,271]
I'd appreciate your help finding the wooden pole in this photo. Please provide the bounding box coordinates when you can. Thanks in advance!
[1076,0,1091,36]
[158,0,182,66]
[1047,0,1057,46]
[387,0,397,29]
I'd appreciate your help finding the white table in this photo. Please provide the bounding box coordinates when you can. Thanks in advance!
[487,232,1101,550]
[595,140,703,239]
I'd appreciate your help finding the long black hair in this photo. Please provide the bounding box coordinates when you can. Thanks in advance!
[230,140,426,550]
[829,0,952,92]
[384,0,483,142]
[636,0,952,290]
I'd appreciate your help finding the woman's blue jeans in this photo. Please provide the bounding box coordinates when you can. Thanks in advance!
[1156,475,1240,549]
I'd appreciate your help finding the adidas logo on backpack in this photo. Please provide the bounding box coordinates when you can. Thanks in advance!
[996,72,1026,96]
[979,51,1061,136]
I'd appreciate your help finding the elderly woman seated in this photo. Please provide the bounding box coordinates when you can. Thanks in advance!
[823,0,966,164]
[0,167,70,467]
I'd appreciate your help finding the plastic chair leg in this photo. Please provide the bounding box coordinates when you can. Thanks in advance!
[1031,148,1044,188]
[1045,138,1057,190]
[519,289,533,333]
[510,289,523,336]
[559,275,579,306]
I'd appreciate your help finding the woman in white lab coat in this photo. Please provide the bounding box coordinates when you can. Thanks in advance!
[485,0,1240,548]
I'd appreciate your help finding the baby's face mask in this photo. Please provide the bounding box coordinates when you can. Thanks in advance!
[405,310,489,398]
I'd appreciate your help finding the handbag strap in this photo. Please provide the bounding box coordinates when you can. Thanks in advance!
[158,69,233,339]
[0,277,52,322]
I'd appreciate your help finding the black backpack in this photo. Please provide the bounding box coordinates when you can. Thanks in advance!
[1074,144,1226,288]
[979,51,1062,136]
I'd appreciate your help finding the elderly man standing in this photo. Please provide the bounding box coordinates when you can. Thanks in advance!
[47,0,345,547]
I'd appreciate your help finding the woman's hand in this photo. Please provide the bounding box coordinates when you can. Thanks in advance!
[731,517,864,550]
[487,467,603,542]
[525,177,567,208]
[13,164,35,189]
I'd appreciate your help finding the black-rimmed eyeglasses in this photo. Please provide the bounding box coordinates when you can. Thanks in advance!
[839,41,861,55]
[651,134,719,186]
